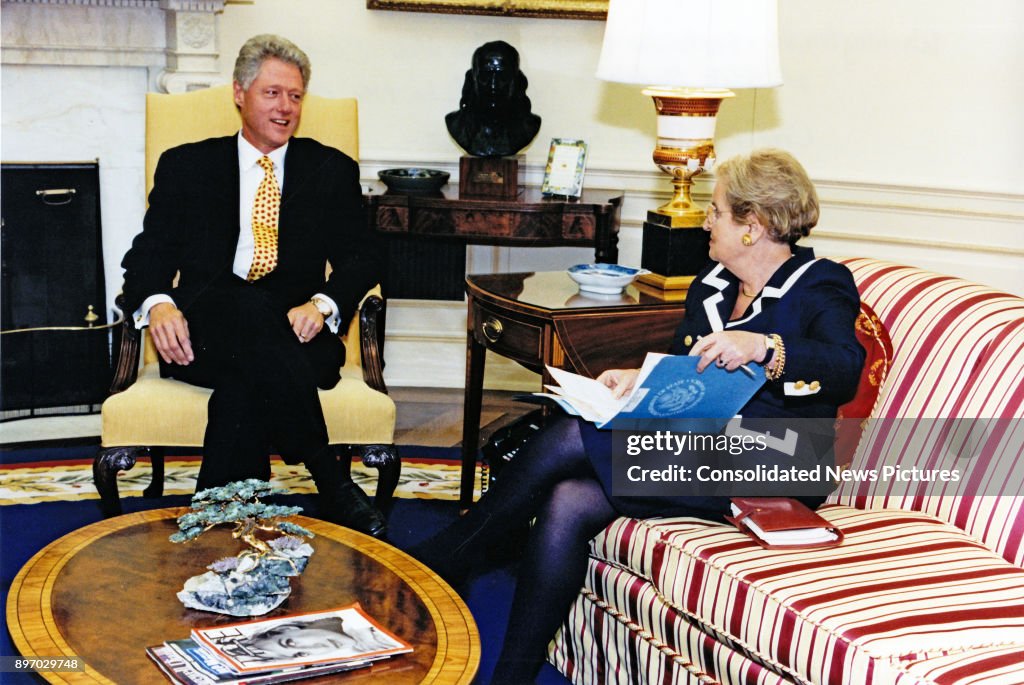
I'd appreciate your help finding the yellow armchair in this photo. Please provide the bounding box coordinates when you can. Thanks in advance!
[93,85,399,517]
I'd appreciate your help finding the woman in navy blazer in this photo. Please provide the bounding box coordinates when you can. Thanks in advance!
[413,149,866,684]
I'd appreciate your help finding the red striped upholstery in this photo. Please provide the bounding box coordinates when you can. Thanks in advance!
[552,561,792,684]
[551,260,1024,684]
[837,259,1024,420]
[553,507,1024,684]
[829,260,1024,566]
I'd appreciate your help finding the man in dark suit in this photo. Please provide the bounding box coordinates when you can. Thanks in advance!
[120,34,387,537]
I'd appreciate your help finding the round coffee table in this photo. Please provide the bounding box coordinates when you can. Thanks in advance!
[7,508,479,684]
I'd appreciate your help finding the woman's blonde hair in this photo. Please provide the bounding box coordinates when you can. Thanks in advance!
[716,149,819,244]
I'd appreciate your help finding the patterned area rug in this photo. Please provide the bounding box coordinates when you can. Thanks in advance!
[0,449,482,505]
[0,446,571,685]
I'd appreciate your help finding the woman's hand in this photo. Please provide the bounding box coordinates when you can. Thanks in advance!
[596,368,641,399]
[689,331,768,373]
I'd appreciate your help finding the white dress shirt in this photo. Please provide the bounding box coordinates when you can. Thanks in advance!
[134,132,340,333]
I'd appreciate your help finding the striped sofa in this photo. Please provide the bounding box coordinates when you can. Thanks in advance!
[549,259,1024,685]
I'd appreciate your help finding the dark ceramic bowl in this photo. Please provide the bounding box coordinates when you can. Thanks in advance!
[378,168,450,195]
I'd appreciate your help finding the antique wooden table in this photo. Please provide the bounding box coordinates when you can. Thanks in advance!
[7,509,479,684]
[367,187,625,299]
[459,272,688,508]
[366,187,622,263]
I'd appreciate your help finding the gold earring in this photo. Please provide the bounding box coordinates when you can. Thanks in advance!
[741,234,753,247]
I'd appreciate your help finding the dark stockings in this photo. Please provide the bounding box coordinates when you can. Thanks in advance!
[493,477,616,685]
[411,417,618,684]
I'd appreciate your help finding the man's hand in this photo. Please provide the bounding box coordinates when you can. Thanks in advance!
[288,302,324,343]
[149,302,194,365]
[597,368,641,399]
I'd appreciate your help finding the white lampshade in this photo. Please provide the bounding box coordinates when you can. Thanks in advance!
[597,0,782,89]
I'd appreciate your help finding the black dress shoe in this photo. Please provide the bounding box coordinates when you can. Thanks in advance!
[320,481,388,539]
[407,539,471,588]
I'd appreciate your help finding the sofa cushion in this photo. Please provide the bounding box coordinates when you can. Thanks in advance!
[894,644,1024,685]
[831,260,1024,565]
[552,560,793,685]
[838,258,1024,420]
[101,361,395,448]
[834,301,893,468]
[589,505,1024,685]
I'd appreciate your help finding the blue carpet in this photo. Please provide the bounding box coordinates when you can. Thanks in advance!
[0,449,570,685]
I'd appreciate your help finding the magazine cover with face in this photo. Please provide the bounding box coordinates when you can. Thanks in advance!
[191,603,412,673]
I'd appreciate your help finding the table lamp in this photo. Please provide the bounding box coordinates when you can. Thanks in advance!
[597,0,782,290]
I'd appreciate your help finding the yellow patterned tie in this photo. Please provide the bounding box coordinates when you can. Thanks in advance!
[247,156,280,281]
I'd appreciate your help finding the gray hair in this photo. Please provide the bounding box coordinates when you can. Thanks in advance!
[233,34,311,91]
[716,148,819,245]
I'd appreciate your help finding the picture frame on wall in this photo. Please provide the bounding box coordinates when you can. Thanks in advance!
[366,0,607,21]
[541,138,588,198]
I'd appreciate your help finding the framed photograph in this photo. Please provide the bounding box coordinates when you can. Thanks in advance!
[366,1,607,21]
[541,138,588,198]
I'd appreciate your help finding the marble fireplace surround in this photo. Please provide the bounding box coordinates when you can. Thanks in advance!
[2,0,241,93]
[2,0,247,319]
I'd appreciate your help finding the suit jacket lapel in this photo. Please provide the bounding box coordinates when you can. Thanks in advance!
[280,138,316,208]
[225,136,241,240]
[211,135,242,263]
[727,247,817,328]
[698,263,735,332]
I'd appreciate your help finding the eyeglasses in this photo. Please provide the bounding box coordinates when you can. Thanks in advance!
[705,205,731,224]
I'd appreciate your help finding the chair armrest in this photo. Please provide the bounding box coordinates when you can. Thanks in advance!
[109,294,142,394]
[358,294,389,394]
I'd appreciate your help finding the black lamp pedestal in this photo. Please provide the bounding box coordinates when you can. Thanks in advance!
[637,210,710,291]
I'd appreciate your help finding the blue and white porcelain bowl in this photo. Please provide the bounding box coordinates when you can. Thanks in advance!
[567,263,650,295]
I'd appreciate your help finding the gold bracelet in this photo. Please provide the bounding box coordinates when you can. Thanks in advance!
[765,333,786,381]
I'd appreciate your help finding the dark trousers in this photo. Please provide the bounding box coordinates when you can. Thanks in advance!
[160,276,344,490]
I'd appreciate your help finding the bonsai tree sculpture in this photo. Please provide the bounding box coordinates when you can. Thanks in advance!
[171,479,316,616]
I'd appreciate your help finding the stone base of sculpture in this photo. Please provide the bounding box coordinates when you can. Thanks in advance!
[178,536,315,617]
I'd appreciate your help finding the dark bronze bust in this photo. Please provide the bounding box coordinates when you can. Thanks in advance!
[445,41,542,158]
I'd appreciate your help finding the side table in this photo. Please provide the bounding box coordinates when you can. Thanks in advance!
[459,272,687,509]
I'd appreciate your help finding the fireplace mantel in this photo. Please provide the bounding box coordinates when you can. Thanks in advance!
[1,0,247,92]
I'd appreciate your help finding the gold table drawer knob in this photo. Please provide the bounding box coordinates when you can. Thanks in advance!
[481,317,504,343]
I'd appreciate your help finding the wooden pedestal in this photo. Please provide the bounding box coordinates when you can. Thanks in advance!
[638,210,711,290]
[459,155,525,199]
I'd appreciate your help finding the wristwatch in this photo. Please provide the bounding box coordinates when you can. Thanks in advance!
[763,333,777,363]
[310,296,333,318]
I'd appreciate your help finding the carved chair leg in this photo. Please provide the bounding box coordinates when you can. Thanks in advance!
[93,446,148,518]
[143,447,166,499]
[359,444,401,518]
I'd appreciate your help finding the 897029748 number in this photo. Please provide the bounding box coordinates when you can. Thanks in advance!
[0,656,84,672]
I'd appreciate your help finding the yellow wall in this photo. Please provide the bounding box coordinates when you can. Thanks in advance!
[6,1,1018,390]
[219,0,1024,193]
[215,1,1023,388]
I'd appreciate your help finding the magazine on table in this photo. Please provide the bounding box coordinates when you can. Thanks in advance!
[146,642,381,685]
[147,603,411,683]
[534,352,764,430]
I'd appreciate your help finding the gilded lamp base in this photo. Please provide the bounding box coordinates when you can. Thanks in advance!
[639,87,733,288]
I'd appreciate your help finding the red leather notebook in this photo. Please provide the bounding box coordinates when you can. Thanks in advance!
[725,497,844,550]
